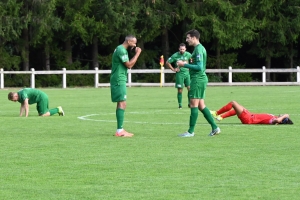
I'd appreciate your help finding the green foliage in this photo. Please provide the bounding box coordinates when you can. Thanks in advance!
[186,0,256,50]
[248,0,300,59]
[4,74,30,87]
[98,54,112,70]
[1,0,300,79]
[207,73,222,82]
[207,52,252,82]
[0,46,21,70]
[0,0,28,41]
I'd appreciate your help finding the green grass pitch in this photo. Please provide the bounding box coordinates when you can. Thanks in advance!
[0,86,299,199]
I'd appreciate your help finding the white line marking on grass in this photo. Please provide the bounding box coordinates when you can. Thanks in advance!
[77,114,295,127]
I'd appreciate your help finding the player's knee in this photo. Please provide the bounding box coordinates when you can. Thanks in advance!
[231,101,237,105]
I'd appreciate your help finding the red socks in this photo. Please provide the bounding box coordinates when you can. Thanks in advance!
[217,102,236,119]
[221,109,236,119]
[217,102,233,115]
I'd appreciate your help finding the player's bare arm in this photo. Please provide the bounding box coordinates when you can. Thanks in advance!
[23,98,29,117]
[165,61,176,72]
[19,103,25,117]
[124,47,142,69]
[272,114,289,124]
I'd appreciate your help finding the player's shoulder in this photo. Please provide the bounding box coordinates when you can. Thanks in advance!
[114,45,126,53]
[185,51,192,56]
[171,52,180,57]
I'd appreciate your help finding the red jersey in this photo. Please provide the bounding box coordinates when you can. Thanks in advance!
[238,109,277,124]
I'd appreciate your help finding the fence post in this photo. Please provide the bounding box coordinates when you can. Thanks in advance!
[0,68,4,89]
[128,69,132,87]
[297,66,300,83]
[94,67,99,88]
[228,66,232,84]
[162,67,165,86]
[262,66,266,84]
[62,68,66,88]
[31,68,35,88]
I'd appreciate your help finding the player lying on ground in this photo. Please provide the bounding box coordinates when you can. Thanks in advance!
[210,101,293,125]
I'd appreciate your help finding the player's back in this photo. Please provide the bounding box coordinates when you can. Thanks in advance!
[18,88,45,104]
[110,45,128,85]
[251,113,276,124]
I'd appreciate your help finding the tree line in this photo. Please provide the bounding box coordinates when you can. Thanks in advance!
[1,0,300,86]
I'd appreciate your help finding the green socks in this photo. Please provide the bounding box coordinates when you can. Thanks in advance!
[177,92,182,107]
[201,107,218,130]
[49,108,59,116]
[116,108,125,129]
[188,107,198,133]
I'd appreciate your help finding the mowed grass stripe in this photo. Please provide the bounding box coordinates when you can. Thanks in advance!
[0,86,299,199]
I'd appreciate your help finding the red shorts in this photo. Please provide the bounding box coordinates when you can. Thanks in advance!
[238,109,275,124]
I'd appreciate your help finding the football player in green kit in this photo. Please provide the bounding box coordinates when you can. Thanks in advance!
[165,43,192,109]
[110,35,142,137]
[8,88,64,117]
[177,29,221,137]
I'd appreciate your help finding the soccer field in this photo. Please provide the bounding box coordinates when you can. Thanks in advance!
[1,86,299,199]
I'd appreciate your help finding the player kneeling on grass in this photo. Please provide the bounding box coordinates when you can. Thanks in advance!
[210,100,293,125]
[8,88,64,117]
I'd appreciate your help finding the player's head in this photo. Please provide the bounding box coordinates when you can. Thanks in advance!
[185,29,200,46]
[8,92,18,102]
[125,35,137,48]
[279,117,293,125]
[178,43,186,54]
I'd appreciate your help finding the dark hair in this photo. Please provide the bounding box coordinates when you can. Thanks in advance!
[186,29,200,39]
[280,117,293,125]
[179,43,186,47]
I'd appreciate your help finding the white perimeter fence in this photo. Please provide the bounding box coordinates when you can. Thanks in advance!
[1,66,300,89]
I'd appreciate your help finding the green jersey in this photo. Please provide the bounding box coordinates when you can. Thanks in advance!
[167,51,192,74]
[110,45,129,85]
[17,88,47,104]
[188,44,207,81]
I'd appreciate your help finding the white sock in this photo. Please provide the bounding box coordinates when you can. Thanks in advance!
[117,129,123,133]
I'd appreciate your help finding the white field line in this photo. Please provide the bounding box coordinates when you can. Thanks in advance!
[77,113,297,127]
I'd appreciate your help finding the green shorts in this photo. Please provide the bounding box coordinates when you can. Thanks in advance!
[175,72,190,88]
[36,94,49,115]
[189,80,207,99]
[110,83,127,102]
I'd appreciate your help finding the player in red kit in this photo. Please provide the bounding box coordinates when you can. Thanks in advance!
[210,101,293,125]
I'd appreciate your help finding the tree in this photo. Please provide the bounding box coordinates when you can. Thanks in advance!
[0,0,28,70]
[248,0,300,81]
[134,0,181,68]
[185,0,255,74]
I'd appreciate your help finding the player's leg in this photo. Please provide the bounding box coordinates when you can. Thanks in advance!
[211,101,241,121]
[184,74,191,108]
[177,88,183,109]
[37,96,52,117]
[111,84,133,137]
[44,95,64,116]
[175,73,184,109]
[216,102,234,115]
[178,81,197,137]
[196,82,220,136]
[231,101,244,116]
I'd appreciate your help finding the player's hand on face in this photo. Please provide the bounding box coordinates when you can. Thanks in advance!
[135,47,142,54]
